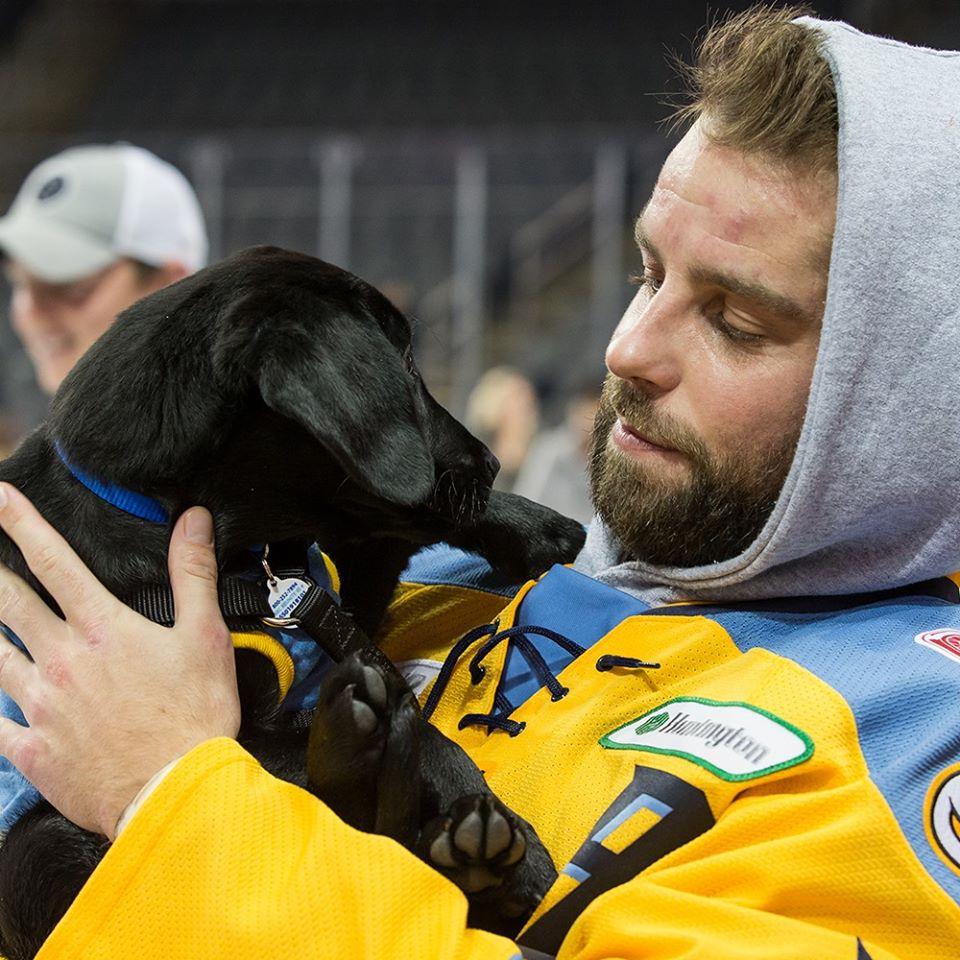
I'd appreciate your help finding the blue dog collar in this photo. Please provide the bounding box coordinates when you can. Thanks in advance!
[54,441,170,525]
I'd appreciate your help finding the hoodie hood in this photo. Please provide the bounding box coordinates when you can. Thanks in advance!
[576,18,960,605]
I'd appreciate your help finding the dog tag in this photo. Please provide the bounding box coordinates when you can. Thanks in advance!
[267,577,313,619]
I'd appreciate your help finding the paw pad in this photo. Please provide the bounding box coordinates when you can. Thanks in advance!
[424,795,525,893]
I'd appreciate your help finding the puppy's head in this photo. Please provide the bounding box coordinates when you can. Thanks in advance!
[48,246,498,547]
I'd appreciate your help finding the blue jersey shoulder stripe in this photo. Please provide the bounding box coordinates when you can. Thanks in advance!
[700,595,960,905]
[399,543,522,598]
[500,565,649,709]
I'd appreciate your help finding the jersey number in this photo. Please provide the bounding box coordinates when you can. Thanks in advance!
[519,765,714,955]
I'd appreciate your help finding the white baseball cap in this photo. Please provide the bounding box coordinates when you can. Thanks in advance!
[0,143,209,283]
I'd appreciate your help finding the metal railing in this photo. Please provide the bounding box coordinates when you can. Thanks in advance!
[0,127,665,429]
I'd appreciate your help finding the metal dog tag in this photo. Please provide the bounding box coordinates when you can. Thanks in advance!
[267,577,312,619]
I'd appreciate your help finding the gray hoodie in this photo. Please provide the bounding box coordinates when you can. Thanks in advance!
[575,18,960,605]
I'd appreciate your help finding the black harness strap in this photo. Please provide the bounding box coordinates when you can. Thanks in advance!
[121,541,370,664]
[257,539,371,660]
[123,578,271,629]
[286,585,368,661]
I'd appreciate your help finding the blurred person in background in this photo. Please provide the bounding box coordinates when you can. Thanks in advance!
[464,365,539,490]
[0,144,208,395]
[512,377,601,523]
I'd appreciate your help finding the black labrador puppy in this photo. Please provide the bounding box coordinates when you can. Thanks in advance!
[0,247,579,959]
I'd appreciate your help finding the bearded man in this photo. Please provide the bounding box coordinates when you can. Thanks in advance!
[0,7,957,960]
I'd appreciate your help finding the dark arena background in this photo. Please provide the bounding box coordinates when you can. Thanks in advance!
[0,0,956,448]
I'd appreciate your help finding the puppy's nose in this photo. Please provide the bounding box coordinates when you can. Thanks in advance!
[481,449,500,486]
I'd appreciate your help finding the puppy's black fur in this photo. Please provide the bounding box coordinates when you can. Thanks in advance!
[0,247,580,958]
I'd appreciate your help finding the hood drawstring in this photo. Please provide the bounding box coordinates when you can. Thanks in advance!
[421,621,499,721]
[423,620,660,737]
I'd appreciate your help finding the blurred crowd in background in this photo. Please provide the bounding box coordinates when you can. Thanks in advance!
[0,0,956,520]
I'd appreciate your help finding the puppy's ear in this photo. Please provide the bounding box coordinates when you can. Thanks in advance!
[219,296,436,507]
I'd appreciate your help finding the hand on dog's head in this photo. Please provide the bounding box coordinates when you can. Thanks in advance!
[6,247,499,583]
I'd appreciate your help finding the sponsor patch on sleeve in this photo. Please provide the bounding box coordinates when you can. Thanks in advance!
[914,628,960,666]
[599,696,814,782]
[924,763,960,877]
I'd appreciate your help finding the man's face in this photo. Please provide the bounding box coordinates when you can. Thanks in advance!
[590,122,835,567]
[6,258,158,394]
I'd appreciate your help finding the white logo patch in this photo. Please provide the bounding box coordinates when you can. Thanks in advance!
[396,658,443,697]
[600,697,813,782]
[925,764,960,877]
[914,628,960,665]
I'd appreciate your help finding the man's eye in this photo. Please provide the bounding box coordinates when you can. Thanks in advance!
[708,311,765,346]
[629,272,662,293]
[627,273,765,347]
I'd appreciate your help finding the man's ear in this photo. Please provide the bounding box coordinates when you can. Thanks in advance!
[218,296,437,507]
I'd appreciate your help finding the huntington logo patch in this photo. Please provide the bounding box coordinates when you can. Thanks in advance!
[634,713,669,735]
[600,697,813,782]
[925,763,960,877]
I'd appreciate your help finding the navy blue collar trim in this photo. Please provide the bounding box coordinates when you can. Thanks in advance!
[54,441,169,525]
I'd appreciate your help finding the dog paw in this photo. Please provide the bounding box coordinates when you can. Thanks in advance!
[308,650,424,837]
[472,491,587,582]
[513,507,586,579]
[419,794,526,894]
[345,663,389,749]
[309,652,398,779]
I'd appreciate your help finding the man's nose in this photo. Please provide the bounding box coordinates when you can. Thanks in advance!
[604,289,681,396]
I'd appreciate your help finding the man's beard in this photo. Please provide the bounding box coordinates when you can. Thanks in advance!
[589,375,800,568]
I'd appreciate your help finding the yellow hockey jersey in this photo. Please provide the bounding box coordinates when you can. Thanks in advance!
[35,546,960,959]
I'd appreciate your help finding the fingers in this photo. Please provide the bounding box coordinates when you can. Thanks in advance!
[169,508,226,637]
[0,563,63,663]
[0,636,35,719]
[0,484,108,628]
[0,716,36,779]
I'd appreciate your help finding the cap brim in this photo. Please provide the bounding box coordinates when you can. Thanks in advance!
[0,215,118,283]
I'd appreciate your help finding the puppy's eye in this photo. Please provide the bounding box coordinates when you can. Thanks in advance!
[402,346,417,375]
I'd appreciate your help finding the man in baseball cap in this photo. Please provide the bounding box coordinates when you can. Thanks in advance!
[0,143,208,393]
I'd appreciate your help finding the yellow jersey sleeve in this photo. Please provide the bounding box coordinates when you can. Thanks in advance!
[36,738,516,960]
[37,737,924,960]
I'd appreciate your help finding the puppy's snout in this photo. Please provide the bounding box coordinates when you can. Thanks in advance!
[448,446,497,488]
[480,448,499,487]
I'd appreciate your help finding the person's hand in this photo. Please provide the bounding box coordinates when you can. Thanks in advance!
[0,483,241,840]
